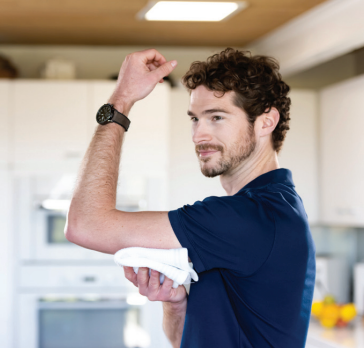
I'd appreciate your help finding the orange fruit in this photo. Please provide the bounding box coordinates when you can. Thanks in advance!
[320,304,340,328]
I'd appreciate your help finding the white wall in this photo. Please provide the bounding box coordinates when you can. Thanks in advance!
[285,53,357,90]
[246,0,364,77]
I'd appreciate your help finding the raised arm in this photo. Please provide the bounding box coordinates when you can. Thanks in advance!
[124,266,187,348]
[65,49,182,253]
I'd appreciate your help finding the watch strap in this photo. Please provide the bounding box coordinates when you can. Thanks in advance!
[110,105,131,132]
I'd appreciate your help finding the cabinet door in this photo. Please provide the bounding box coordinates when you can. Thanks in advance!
[278,90,319,224]
[320,75,364,226]
[11,81,89,171]
[0,81,9,168]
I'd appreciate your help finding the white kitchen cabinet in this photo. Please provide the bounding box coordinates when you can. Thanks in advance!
[278,90,319,224]
[320,75,364,226]
[3,79,170,206]
[11,80,89,172]
[0,81,9,168]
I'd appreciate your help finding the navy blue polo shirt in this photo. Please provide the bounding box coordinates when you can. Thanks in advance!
[168,168,316,348]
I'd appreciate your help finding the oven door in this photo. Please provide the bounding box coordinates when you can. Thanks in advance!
[17,294,151,348]
[37,299,150,348]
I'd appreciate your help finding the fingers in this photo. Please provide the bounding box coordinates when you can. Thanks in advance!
[146,62,159,72]
[137,267,150,296]
[123,266,138,287]
[140,48,167,66]
[148,269,161,301]
[140,48,175,82]
[112,48,174,105]
[146,60,165,83]
[153,60,177,81]
[149,269,161,289]
[160,276,174,298]
[124,266,186,303]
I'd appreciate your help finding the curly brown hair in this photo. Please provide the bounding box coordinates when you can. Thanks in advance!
[182,48,291,153]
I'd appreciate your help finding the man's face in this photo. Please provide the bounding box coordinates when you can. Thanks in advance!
[188,85,256,178]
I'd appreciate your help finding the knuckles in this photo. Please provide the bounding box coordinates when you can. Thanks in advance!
[130,268,177,302]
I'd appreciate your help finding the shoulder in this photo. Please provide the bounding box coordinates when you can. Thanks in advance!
[176,192,275,233]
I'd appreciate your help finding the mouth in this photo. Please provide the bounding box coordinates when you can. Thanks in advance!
[199,150,218,157]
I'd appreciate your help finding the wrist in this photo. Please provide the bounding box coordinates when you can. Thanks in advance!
[163,297,187,313]
[108,96,134,116]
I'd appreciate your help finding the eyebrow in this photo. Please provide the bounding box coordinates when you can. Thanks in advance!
[187,108,230,117]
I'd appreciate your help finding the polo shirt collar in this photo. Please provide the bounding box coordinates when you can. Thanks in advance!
[236,168,294,194]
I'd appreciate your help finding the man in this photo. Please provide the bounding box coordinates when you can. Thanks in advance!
[65,47,316,348]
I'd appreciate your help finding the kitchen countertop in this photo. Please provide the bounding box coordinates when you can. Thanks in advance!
[306,317,364,348]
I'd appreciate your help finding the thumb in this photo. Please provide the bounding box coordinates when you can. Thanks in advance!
[153,60,177,81]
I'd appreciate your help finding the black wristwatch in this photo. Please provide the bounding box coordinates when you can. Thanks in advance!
[96,103,131,132]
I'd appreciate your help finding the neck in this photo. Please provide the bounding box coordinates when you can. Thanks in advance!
[220,146,280,196]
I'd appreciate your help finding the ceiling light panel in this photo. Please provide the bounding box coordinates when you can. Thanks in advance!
[138,1,248,22]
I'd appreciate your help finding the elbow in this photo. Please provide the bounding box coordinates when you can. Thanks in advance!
[64,217,75,243]
[64,209,86,245]
[64,207,106,250]
[64,215,77,244]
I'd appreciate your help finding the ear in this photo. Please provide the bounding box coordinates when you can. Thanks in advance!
[256,107,280,137]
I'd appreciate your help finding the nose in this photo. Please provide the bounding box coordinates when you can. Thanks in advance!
[192,119,213,145]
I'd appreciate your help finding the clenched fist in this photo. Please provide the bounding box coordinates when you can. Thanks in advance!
[109,49,177,115]
[123,266,187,304]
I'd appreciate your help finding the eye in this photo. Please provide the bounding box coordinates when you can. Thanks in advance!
[213,116,223,121]
[190,117,198,122]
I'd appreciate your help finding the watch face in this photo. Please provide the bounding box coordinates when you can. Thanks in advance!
[96,104,113,125]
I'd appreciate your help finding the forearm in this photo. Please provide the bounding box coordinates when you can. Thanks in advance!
[66,101,131,249]
[162,298,187,348]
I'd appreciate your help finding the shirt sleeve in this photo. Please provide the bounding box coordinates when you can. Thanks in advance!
[168,193,275,275]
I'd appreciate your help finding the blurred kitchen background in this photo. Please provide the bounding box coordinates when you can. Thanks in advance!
[1,0,364,347]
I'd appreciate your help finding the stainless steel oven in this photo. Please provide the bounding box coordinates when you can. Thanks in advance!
[38,298,144,348]
[15,172,148,261]
[16,265,171,348]
[31,200,142,261]
[14,173,171,348]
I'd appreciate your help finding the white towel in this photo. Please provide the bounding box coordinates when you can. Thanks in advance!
[114,247,199,288]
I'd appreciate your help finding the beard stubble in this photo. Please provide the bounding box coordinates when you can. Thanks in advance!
[196,124,256,178]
